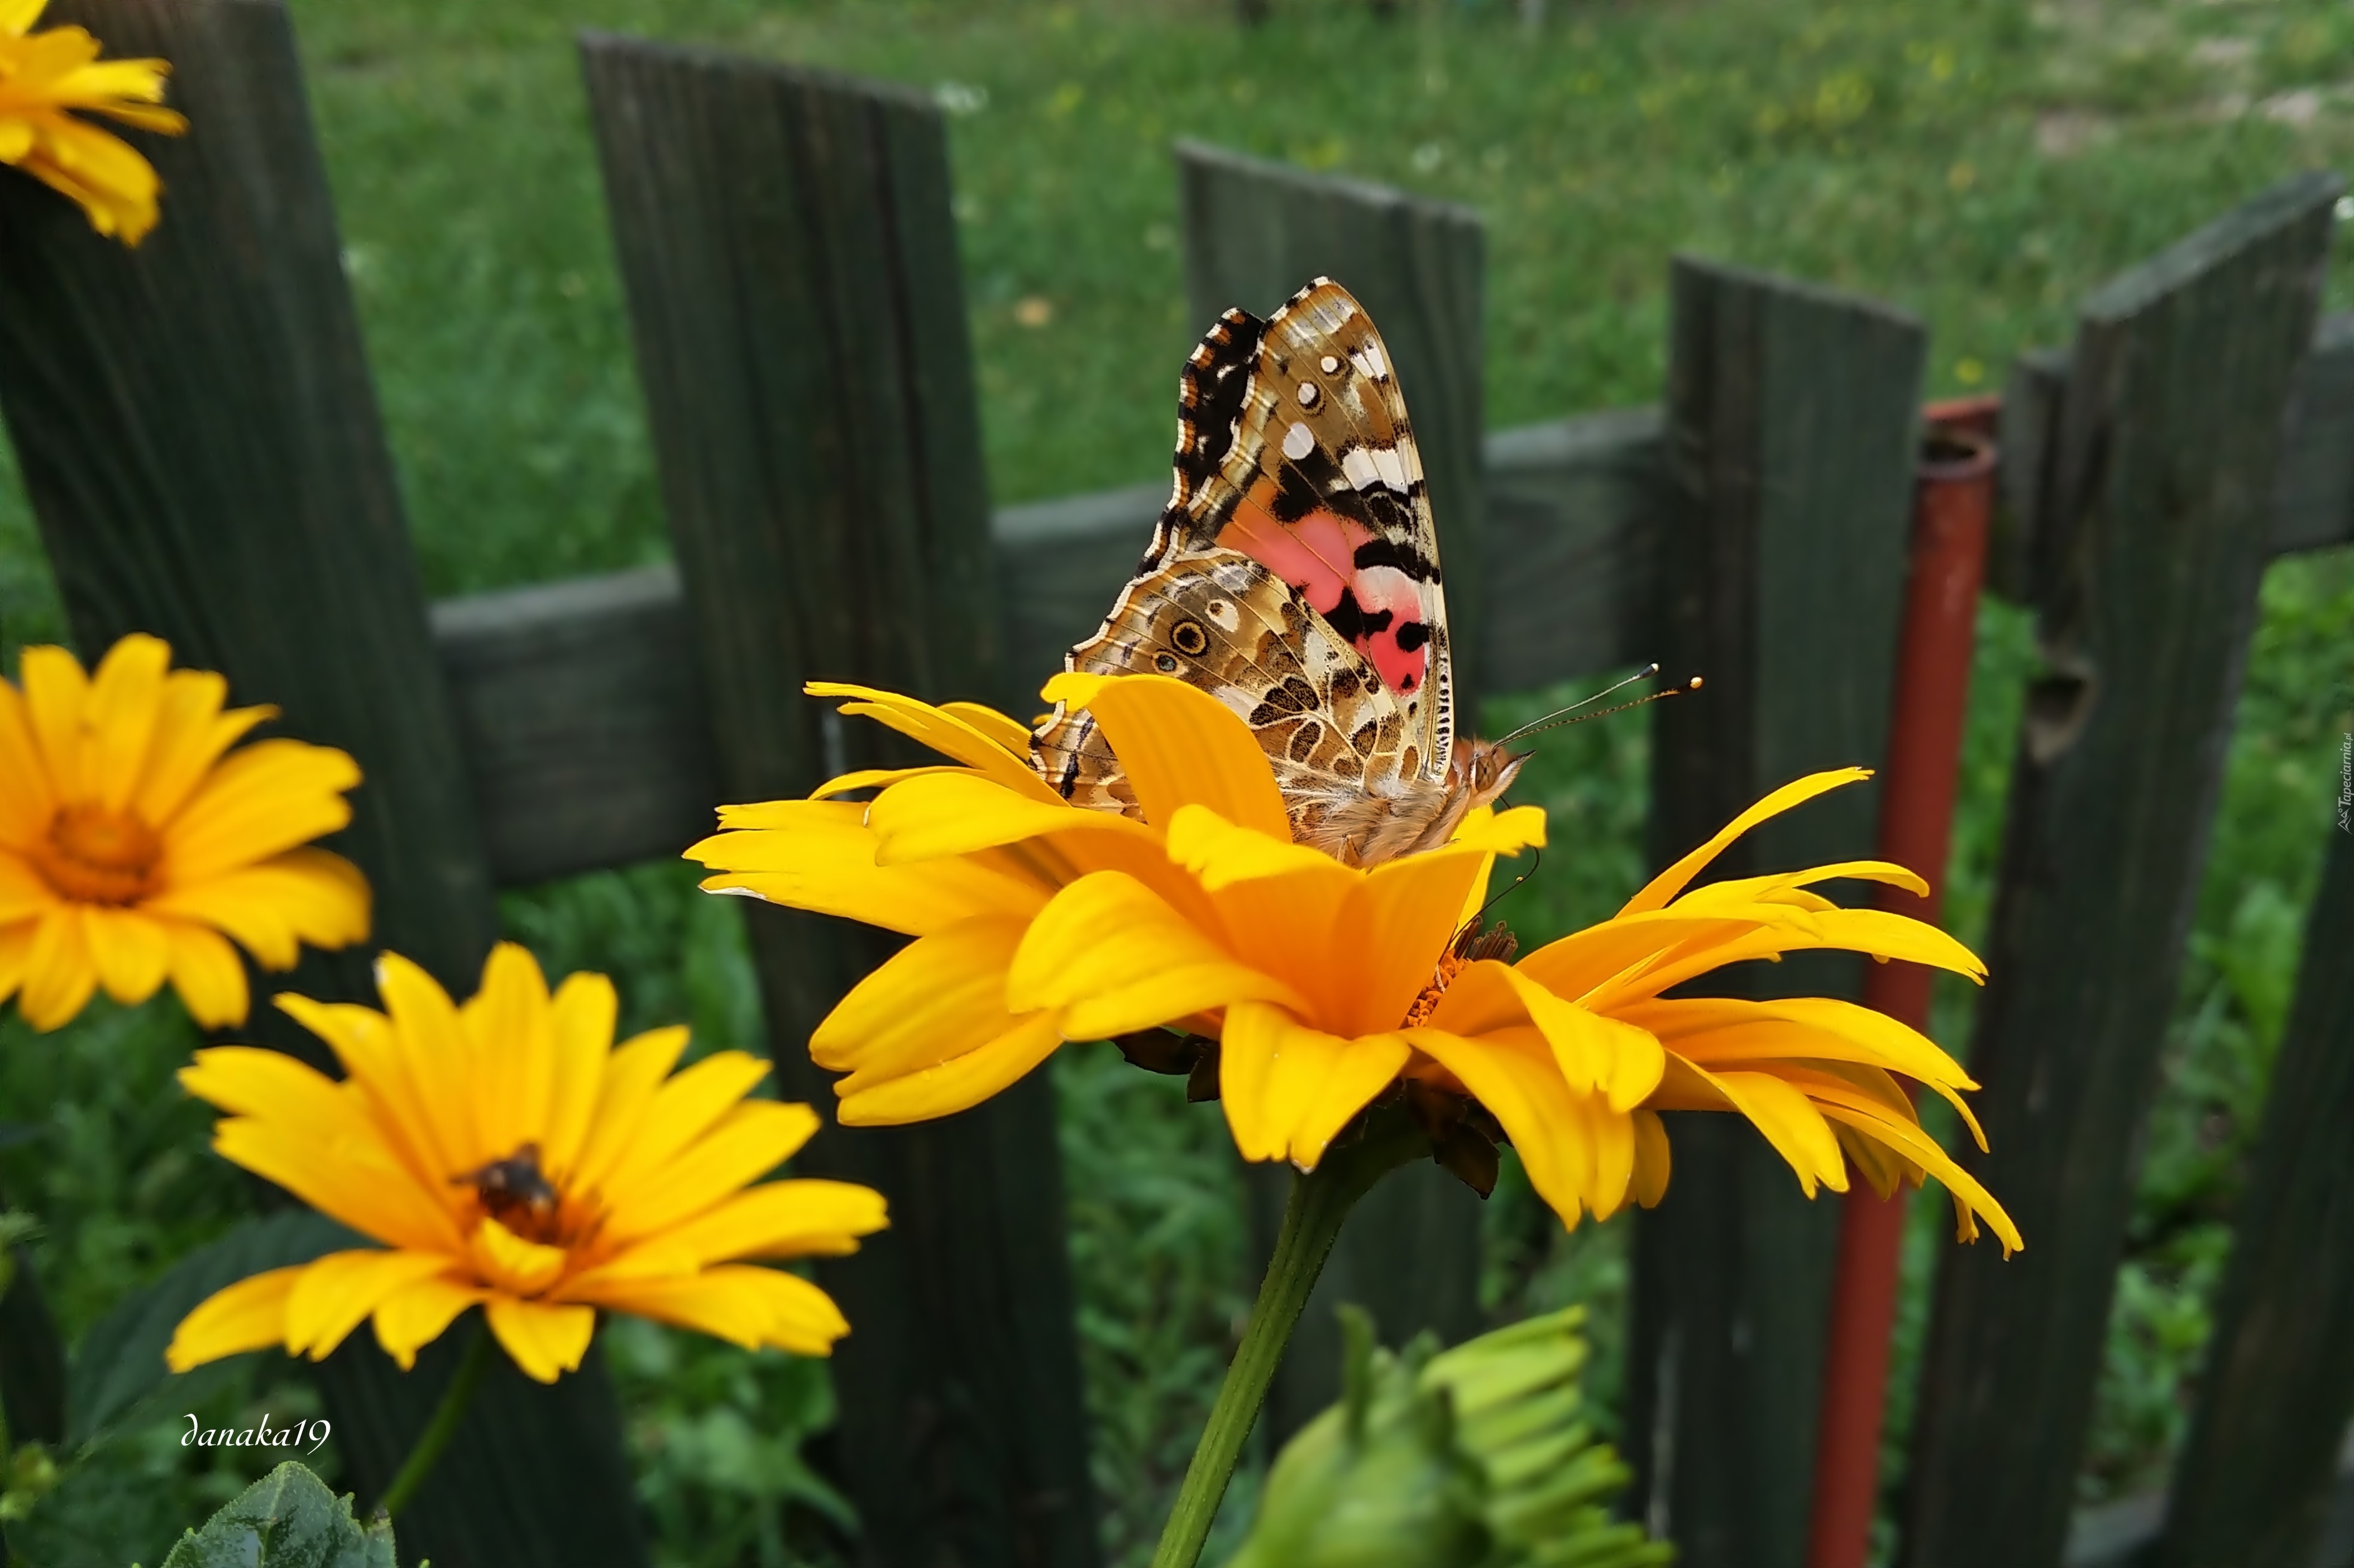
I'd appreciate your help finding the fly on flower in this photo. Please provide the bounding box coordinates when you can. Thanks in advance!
[0,633,370,1031]
[166,942,887,1385]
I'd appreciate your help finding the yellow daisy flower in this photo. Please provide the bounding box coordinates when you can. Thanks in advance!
[689,673,2018,1254]
[0,633,370,1032]
[0,0,186,246]
[166,942,887,1383]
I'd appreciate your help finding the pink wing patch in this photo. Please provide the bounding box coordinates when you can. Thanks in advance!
[1223,497,1430,697]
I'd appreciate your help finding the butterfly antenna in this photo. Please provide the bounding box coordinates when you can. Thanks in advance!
[1451,847,1543,951]
[1496,666,1703,747]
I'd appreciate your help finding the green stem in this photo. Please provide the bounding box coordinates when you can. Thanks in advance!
[375,1318,494,1519]
[1149,1108,1427,1568]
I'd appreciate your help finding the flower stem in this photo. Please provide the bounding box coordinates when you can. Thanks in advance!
[1149,1107,1428,1568]
[375,1318,495,1519]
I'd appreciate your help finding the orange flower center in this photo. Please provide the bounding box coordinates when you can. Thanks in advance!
[1400,919,1521,1030]
[457,1142,594,1250]
[29,803,164,906]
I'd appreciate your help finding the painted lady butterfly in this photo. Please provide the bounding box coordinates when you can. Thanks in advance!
[1033,277,1527,866]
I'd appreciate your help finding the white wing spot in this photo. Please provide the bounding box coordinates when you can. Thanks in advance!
[1319,355,1342,375]
[1341,447,1381,491]
[1297,383,1321,409]
[1282,422,1316,461]
[1350,345,1388,381]
[1341,444,1410,494]
[1204,597,1240,633]
[1372,444,1409,490]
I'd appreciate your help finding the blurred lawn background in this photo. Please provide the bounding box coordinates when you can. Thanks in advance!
[2,0,2352,1564]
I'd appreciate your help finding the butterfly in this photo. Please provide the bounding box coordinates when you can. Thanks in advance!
[1032,277,1527,867]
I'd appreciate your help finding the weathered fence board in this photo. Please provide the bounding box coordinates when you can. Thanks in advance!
[1177,138,1491,1441]
[0,3,647,1565]
[580,36,1097,1567]
[2152,825,2354,1568]
[423,303,2349,893]
[1900,171,2342,1568]
[1629,258,1926,1568]
[430,563,717,886]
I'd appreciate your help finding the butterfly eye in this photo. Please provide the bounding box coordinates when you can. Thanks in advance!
[1154,653,1180,673]
[1170,619,1210,656]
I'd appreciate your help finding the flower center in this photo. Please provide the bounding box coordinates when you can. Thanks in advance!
[456,1143,583,1249]
[1400,919,1521,1029]
[29,804,164,906]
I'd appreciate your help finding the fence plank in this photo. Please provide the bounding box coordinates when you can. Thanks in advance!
[2151,825,2354,1568]
[580,36,1097,1567]
[1630,257,1926,1568]
[430,563,717,886]
[1175,138,1490,1441]
[1900,171,2342,1568]
[0,3,647,1564]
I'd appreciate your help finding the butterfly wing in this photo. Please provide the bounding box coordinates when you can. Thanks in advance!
[1035,279,1457,841]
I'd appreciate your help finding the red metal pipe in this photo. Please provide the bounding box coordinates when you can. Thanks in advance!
[1804,417,1996,1568]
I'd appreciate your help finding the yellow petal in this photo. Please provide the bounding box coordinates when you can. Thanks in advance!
[1006,871,1307,1041]
[867,769,1155,866]
[1623,995,1977,1097]
[130,671,259,826]
[938,700,1035,756]
[1489,965,1667,1111]
[1041,671,1289,839]
[575,1264,848,1358]
[371,1275,488,1370]
[84,904,171,1005]
[285,1249,453,1360]
[540,970,618,1179]
[643,1178,888,1266]
[1332,844,1491,1037]
[806,682,1059,803]
[810,915,1024,1077]
[484,1296,595,1383]
[1166,803,1344,891]
[1448,804,1548,858]
[689,800,1053,936]
[19,644,92,800]
[277,992,452,1187]
[1663,1057,1849,1198]
[166,1264,304,1372]
[1620,768,1873,915]
[162,739,358,883]
[598,1049,772,1201]
[19,904,95,1030]
[1632,1107,1671,1208]
[84,631,169,813]
[1807,1090,2022,1255]
[163,919,248,1027]
[461,942,554,1168]
[179,1045,346,1125]
[0,920,34,1005]
[601,1100,821,1243]
[562,1025,691,1197]
[0,672,57,847]
[1409,1026,1620,1225]
[0,851,54,924]
[1583,906,1986,1011]
[213,1118,459,1253]
[468,1217,568,1296]
[146,849,370,969]
[838,1010,1064,1125]
[1219,1002,1410,1169]
[373,950,492,1171]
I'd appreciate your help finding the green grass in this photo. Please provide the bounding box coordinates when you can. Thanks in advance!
[2,0,2353,1563]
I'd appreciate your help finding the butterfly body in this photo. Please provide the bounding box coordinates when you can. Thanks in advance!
[1034,279,1525,866]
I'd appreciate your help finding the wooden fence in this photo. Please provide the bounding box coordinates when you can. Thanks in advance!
[0,3,2348,1567]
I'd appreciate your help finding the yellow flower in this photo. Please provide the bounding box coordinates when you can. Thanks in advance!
[166,943,886,1383]
[0,633,370,1031]
[689,674,2019,1254]
[0,0,186,246]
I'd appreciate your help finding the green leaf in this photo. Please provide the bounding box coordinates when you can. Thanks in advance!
[153,1460,399,1568]
[69,1210,357,1449]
